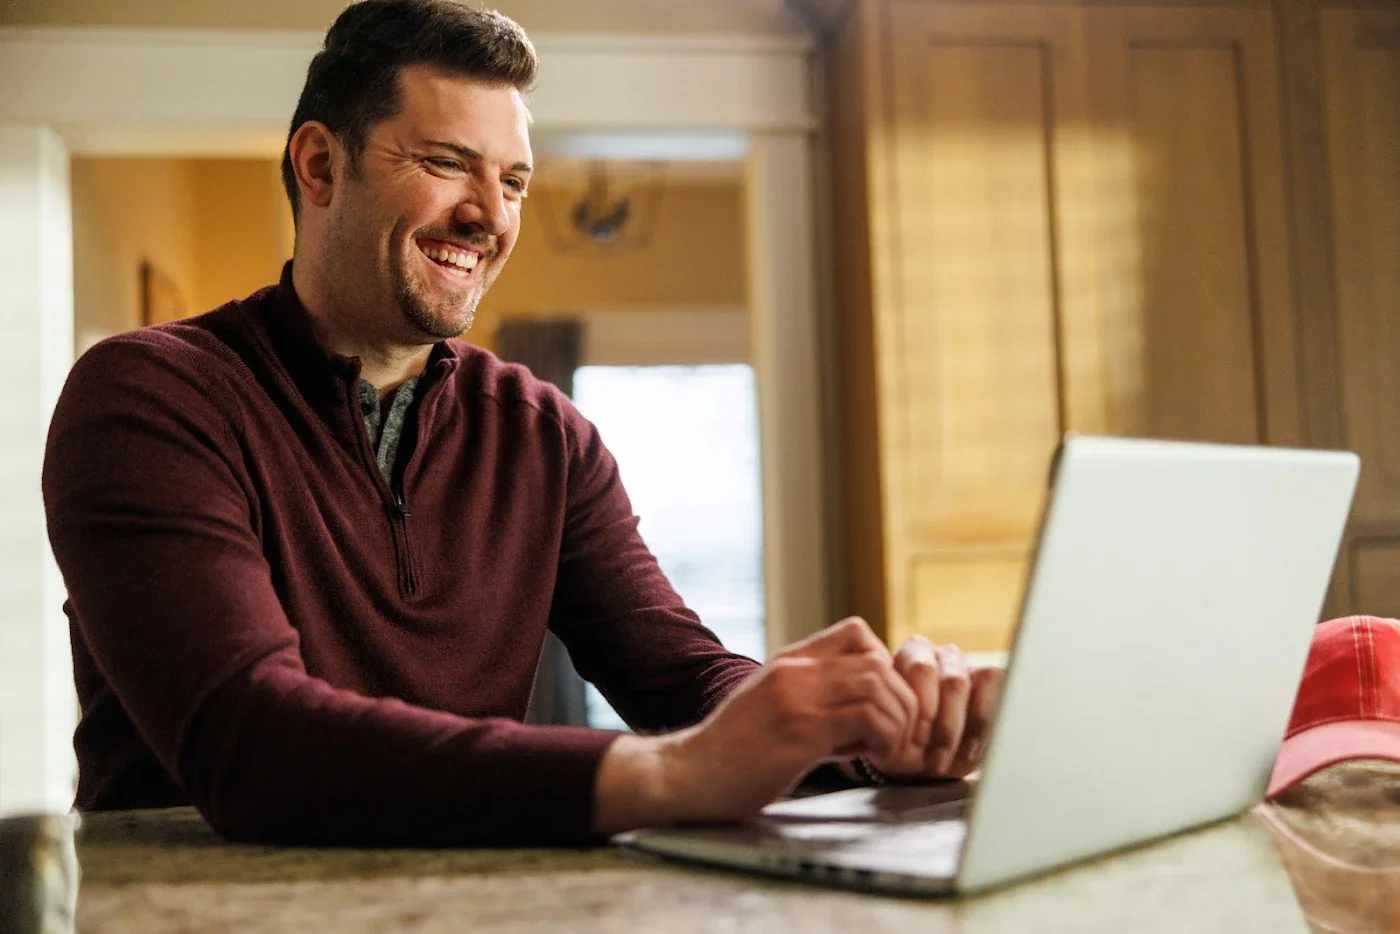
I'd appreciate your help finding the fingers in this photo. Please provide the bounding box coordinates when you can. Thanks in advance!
[758,649,917,763]
[786,616,888,661]
[818,653,919,760]
[925,645,971,775]
[893,634,940,750]
[945,667,1005,777]
[826,701,908,761]
[818,654,915,711]
[775,622,1003,773]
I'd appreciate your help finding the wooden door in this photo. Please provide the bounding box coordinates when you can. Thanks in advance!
[881,3,1100,650]
[1085,6,1301,449]
[1321,8,1400,618]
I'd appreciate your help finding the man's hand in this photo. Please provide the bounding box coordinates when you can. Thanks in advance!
[868,634,1005,780]
[593,617,918,833]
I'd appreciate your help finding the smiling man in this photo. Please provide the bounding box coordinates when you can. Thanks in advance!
[42,0,1003,846]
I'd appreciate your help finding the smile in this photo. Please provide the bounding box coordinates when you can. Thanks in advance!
[417,238,480,278]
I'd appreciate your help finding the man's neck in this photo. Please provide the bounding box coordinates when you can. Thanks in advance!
[342,342,432,403]
[292,258,435,401]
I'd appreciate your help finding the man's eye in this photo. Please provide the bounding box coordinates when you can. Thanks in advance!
[427,158,462,171]
[505,178,528,194]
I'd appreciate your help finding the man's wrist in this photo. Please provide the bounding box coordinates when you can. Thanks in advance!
[592,731,692,835]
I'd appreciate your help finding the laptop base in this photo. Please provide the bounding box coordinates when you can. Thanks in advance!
[615,785,970,896]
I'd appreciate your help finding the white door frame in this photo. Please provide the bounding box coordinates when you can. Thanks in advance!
[0,28,828,674]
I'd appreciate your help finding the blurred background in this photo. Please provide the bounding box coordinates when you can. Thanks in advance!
[0,0,1395,813]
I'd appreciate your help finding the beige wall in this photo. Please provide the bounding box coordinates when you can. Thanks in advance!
[190,159,291,313]
[71,157,289,354]
[70,158,198,353]
[0,0,805,34]
[476,181,746,347]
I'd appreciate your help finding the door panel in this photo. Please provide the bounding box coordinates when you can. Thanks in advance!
[908,551,1030,652]
[884,3,1095,649]
[1088,7,1299,447]
[1322,9,1400,617]
[1353,541,1400,620]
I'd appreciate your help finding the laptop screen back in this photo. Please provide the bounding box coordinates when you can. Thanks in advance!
[957,436,1358,893]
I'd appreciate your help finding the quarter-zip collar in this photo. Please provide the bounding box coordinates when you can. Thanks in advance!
[260,260,462,444]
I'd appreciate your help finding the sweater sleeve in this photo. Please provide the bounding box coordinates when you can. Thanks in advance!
[547,400,762,732]
[43,335,618,846]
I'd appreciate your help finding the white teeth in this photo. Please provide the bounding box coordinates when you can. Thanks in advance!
[422,243,479,271]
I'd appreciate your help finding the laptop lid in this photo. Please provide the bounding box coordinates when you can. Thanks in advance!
[956,435,1358,893]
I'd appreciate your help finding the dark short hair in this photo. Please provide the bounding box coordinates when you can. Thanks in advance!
[281,0,537,223]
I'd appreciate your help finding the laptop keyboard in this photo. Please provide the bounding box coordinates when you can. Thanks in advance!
[623,788,971,887]
[762,784,972,824]
[749,787,971,879]
[768,816,965,852]
[888,797,970,824]
[757,816,967,880]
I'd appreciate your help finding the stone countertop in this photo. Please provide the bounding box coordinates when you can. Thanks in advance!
[69,761,1400,933]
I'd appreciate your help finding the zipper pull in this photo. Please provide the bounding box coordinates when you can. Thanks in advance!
[395,492,417,596]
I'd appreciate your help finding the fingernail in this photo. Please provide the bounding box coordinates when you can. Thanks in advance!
[916,718,932,748]
[933,746,953,775]
[965,737,983,763]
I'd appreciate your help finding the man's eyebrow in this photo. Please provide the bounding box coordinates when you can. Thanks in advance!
[422,139,533,174]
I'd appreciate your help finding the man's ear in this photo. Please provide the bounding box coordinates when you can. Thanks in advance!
[287,121,340,211]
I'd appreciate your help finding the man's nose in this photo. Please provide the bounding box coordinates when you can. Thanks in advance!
[454,180,510,238]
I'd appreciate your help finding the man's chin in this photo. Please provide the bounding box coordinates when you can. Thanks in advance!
[397,264,488,338]
[406,304,476,341]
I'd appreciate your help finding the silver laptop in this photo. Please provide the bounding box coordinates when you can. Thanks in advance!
[616,435,1360,895]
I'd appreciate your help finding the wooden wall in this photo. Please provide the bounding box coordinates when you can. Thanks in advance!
[1320,7,1400,617]
[810,0,1400,647]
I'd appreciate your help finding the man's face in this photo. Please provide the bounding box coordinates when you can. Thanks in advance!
[324,64,532,341]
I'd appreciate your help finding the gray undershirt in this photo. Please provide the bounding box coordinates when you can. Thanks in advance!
[358,378,419,482]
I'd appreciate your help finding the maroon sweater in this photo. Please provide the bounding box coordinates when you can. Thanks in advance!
[42,266,759,846]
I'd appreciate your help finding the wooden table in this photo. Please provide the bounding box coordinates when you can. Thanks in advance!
[69,761,1400,933]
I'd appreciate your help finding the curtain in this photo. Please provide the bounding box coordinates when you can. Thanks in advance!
[496,319,593,728]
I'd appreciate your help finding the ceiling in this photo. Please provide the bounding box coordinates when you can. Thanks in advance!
[0,0,809,35]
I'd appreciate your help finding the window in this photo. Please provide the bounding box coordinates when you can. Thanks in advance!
[572,364,766,731]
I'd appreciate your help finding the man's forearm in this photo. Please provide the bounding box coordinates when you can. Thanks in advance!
[179,653,618,846]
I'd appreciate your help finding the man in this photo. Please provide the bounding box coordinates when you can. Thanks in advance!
[42,0,1003,846]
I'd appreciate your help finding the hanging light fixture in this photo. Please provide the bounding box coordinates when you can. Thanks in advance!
[537,159,666,253]
[572,161,630,243]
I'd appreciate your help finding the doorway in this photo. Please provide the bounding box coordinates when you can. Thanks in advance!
[574,363,767,728]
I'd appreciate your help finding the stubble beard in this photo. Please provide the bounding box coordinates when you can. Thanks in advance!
[390,243,487,341]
